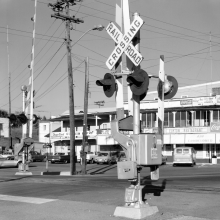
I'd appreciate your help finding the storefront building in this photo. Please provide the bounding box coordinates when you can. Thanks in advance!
[140,95,220,163]
[39,82,220,163]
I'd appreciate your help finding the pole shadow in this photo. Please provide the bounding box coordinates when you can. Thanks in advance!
[89,164,117,175]
[141,178,167,201]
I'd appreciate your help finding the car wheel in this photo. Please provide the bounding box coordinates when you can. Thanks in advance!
[51,161,54,164]
[90,159,94,164]
[108,160,111,165]
[173,163,176,167]
[97,162,99,165]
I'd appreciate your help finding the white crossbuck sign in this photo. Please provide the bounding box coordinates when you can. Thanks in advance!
[106,16,144,70]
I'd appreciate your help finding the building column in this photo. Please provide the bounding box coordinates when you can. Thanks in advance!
[209,110,213,123]
[172,112,176,127]
[95,115,98,129]
[190,111,195,127]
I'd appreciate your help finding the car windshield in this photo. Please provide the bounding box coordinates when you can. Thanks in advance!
[98,153,108,157]
[183,149,190,154]
[176,149,182,154]
[120,153,126,157]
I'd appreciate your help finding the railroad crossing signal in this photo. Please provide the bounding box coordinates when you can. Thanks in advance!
[96,73,116,97]
[127,68,149,100]
[157,75,178,100]
[106,15,144,70]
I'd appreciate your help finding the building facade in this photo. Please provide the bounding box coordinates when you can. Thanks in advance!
[38,81,220,163]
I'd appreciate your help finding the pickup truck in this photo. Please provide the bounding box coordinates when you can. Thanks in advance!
[86,152,98,164]
[48,153,70,164]
[29,151,46,162]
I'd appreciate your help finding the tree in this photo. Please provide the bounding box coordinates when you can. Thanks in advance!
[42,116,47,120]
[0,109,8,118]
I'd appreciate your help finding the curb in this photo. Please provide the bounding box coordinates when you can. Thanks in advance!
[41,171,92,176]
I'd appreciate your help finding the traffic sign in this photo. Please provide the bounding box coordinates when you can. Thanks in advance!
[106,16,144,70]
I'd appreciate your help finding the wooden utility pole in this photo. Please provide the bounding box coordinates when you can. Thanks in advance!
[65,2,76,175]
[81,57,89,174]
[49,0,83,175]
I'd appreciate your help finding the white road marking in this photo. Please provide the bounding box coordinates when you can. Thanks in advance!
[0,194,57,204]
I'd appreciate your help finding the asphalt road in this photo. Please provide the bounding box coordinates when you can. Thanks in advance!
[0,162,220,220]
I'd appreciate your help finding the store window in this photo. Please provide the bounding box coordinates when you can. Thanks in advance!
[217,145,220,157]
[186,111,192,126]
[176,112,180,127]
[194,111,200,126]
[146,113,151,127]
[141,113,146,127]
[169,112,173,127]
[213,110,219,122]
[180,111,186,127]
[164,112,169,127]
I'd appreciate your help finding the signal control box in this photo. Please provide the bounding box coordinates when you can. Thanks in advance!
[117,161,137,179]
[130,134,162,165]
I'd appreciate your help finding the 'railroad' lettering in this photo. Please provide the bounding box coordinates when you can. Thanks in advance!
[112,53,118,60]
[134,20,140,27]
[106,23,113,32]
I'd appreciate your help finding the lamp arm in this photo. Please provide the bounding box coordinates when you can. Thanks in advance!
[71,28,93,48]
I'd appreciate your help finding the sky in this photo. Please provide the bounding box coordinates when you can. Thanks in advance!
[0,0,220,118]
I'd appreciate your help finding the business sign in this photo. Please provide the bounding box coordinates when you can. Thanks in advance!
[165,127,209,134]
[212,87,220,95]
[50,131,97,140]
[216,95,220,104]
[210,122,220,133]
[106,16,144,70]
[180,99,192,106]
[185,134,215,144]
[215,133,220,143]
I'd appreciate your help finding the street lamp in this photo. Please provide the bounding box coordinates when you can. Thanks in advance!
[71,25,105,48]
[69,24,104,175]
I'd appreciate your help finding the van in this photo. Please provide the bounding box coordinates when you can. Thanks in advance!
[173,147,196,166]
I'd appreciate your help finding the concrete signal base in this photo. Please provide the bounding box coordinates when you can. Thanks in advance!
[114,203,158,219]
[15,163,32,175]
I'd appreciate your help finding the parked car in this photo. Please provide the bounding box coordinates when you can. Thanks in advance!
[30,151,46,162]
[0,156,22,168]
[48,153,70,164]
[95,152,117,165]
[161,154,167,165]
[86,152,98,164]
[118,152,127,162]
[173,147,196,167]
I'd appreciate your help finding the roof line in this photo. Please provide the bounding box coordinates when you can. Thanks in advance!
[147,80,220,94]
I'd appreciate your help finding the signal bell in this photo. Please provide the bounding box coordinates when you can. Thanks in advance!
[127,69,149,100]
[96,73,116,98]
[157,75,178,100]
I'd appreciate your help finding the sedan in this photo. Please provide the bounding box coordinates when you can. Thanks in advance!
[162,154,167,165]
[0,156,22,168]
